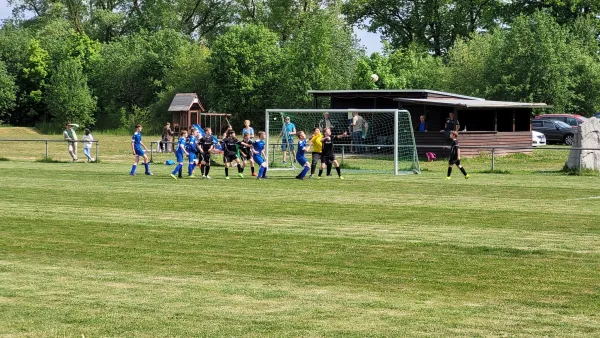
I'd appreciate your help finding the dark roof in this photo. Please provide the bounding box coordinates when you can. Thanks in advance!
[168,93,206,112]
[308,89,483,101]
[395,98,549,109]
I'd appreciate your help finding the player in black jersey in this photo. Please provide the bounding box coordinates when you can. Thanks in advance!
[198,127,214,179]
[239,132,256,176]
[318,127,347,179]
[222,130,244,179]
[447,131,470,179]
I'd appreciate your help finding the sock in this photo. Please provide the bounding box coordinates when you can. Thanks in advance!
[251,166,255,174]
[318,169,323,177]
[130,164,137,175]
[447,167,452,177]
[241,166,245,173]
[178,167,182,178]
[237,164,242,173]
[310,164,316,175]
[299,166,309,178]
[144,162,150,173]
[262,167,268,178]
[188,163,194,176]
[200,165,205,176]
[258,166,265,178]
[335,166,341,177]
[172,164,182,175]
[225,167,229,177]
[326,163,332,176]
[205,166,210,176]
[459,166,467,176]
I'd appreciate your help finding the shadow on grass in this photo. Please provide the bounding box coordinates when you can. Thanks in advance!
[36,157,71,163]
[478,169,512,174]
[0,157,9,161]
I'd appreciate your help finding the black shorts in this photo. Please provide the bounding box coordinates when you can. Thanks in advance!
[448,158,461,166]
[224,153,238,163]
[311,152,322,166]
[323,154,336,164]
[240,152,252,161]
[200,152,211,163]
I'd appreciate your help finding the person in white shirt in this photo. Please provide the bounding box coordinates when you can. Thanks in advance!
[83,129,94,162]
[63,122,79,162]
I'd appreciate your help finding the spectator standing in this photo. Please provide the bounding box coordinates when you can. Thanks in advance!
[161,122,174,152]
[351,112,367,154]
[242,120,255,139]
[280,116,296,164]
[63,122,79,162]
[417,115,428,132]
[444,111,460,139]
[83,129,95,162]
[319,112,334,131]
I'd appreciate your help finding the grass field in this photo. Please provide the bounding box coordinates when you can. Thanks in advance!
[1,128,600,336]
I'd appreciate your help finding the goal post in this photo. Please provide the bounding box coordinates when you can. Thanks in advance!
[265,109,421,175]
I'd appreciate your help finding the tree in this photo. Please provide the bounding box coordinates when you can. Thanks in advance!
[44,58,96,125]
[209,24,283,127]
[278,7,358,107]
[0,61,18,122]
[342,0,500,55]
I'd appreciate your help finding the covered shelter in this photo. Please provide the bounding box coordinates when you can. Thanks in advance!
[309,90,549,157]
[168,93,206,134]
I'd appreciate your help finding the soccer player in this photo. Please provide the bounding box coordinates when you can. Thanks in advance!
[239,132,256,176]
[318,127,346,179]
[198,127,214,179]
[295,131,311,180]
[222,130,244,179]
[309,127,323,178]
[130,124,152,176]
[446,131,470,180]
[252,131,268,179]
[170,130,189,180]
[186,128,199,177]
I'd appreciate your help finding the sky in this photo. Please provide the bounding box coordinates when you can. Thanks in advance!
[0,0,383,54]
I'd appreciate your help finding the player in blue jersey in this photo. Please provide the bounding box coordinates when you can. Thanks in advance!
[295,131,311,180]
[186,128,199,177]
[170,130,189,180]
[252,131,268,179]
[130,124,152,176]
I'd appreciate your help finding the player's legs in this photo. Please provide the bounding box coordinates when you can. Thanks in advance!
[455,160,469,178]
[68,143,77,161]
[72,142,78,161]
[235,158,244,177]
[249,157,256,176]
[130,155,140,175]
[142,154,152,175]
[447,159,454,179]
[333,159,342,178]
[281,143,287,163]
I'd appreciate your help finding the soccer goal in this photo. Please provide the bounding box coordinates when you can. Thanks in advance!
[265,109,421,175]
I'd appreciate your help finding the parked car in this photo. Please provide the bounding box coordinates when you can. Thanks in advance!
[532,131,546,147]
[531,119,575,145]
[535,114,587,127]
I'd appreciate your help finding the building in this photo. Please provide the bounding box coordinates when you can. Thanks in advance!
[309,90,549,156]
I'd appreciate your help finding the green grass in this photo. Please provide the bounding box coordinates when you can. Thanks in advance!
[1,158,599,336]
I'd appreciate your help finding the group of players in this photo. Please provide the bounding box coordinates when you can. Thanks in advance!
[129,123,348,180]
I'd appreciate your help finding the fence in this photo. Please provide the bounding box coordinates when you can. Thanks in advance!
[0,139,99,162]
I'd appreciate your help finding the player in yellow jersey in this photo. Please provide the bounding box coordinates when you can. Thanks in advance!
[309,127,323,178]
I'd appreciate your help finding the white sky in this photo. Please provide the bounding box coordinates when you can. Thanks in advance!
[0,0,383,53]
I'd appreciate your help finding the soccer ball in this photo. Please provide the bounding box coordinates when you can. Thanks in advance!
[370,74,379,82]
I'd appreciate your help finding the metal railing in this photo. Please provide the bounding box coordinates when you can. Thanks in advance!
[0,139,99,161]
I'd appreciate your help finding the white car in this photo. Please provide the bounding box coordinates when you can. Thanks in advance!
[532,130,546,147]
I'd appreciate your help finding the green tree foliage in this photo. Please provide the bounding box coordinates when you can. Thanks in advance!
[343,0,499,55]
[209,24,282,127]
[278,7,358,107]
[0,60,18,122]
[44,58,97,125]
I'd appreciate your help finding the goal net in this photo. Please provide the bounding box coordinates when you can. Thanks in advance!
[265,109,420,175]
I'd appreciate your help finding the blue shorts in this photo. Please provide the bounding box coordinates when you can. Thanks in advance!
[296,156,307,166]
[253,155,264,166]
[175,152,184,163]
[134,147,145,156]
[188,152,197,162]
[281,141,295,151]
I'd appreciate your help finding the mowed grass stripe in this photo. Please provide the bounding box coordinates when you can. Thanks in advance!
[0,161,599,336]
